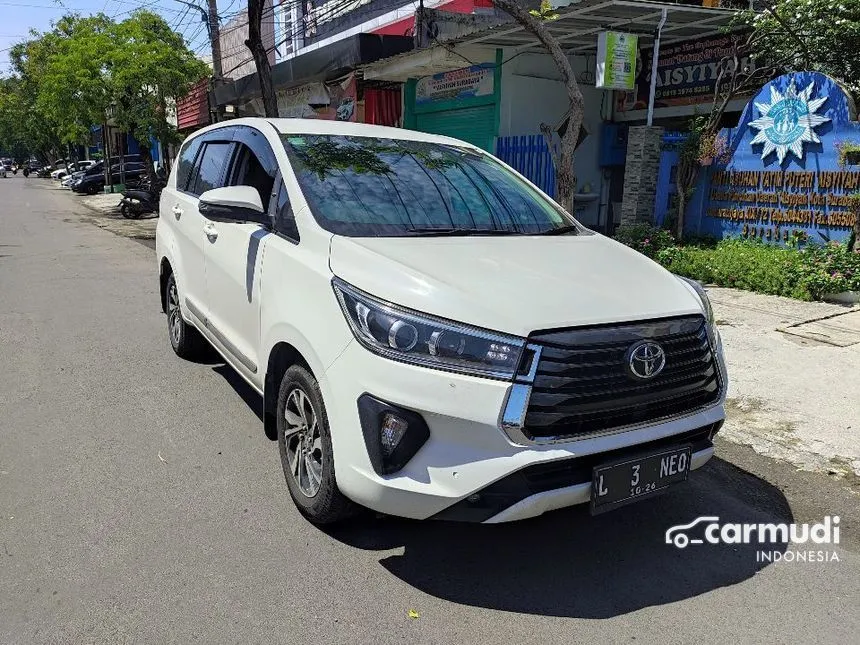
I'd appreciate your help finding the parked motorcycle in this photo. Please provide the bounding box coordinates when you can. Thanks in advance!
[119,176,163,219]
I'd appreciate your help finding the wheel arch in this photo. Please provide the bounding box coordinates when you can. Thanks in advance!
[263,340,315,440]
[159,256,173,313]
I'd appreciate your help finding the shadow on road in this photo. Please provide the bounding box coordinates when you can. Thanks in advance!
[324,457,791,618]
[211,364,271,437]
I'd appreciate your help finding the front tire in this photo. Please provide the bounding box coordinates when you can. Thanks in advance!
[164,273,206,359]
[277,365,356,524]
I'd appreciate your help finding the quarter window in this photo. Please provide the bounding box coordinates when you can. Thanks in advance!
[191,142,233,196]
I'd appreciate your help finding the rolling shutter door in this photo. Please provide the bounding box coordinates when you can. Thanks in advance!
[416,105,496,152]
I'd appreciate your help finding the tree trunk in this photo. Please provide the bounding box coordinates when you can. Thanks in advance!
[853,209,860,253]
[676,189,687,240]
[675,157,698,241]
[246,0,278,118]
[493,0,584,214]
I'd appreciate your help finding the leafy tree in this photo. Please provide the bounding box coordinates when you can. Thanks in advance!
[35,15,118,149]
[1,11,207,172]
[740,0,860,97]
[109,10,209,173]
[4,35,66,161]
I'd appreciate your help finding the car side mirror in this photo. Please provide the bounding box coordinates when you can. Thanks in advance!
[198,186,270,225]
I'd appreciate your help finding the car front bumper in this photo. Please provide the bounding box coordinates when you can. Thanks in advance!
[322,331,727,522]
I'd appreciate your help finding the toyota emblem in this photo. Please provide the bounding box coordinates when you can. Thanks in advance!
[627,341,666,379]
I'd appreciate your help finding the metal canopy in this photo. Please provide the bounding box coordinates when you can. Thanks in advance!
[449,0,739,53]
[363,0,740,81]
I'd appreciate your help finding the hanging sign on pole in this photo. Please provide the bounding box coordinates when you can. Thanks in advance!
[596,31,638,91]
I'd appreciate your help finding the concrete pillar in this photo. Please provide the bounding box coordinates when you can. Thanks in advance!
[620,125,664,226]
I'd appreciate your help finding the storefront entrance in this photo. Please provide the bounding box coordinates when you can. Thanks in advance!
[404,55,502,153]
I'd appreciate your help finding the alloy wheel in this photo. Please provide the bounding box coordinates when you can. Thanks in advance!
[283,387,323,498]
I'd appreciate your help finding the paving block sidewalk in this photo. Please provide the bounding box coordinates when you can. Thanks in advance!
[711,286,860,479]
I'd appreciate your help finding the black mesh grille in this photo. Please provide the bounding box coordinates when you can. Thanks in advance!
[524,316,721,440]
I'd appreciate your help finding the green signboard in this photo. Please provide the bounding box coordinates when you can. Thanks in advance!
[596,31,638,91]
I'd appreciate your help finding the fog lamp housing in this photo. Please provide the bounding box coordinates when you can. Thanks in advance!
[357,394,431,475]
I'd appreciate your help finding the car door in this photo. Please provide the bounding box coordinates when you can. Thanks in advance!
[166,131,233,328]
[202,126,279,385]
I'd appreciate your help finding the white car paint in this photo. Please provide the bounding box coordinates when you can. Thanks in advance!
[156,118,727,523]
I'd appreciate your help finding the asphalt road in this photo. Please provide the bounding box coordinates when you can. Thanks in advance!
[1,177,859,644]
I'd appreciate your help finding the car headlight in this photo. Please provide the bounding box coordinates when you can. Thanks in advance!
[332,278,527,380]
[676,275,717,345]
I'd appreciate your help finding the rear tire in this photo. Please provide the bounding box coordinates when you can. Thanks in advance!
[164,273,206,359]
[277,365,356,524]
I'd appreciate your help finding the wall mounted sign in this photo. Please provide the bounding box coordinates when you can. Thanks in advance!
[686,72,859,245]
[415,63,494,104]
[596,31,638,90]
[622,33,752,111]
[748,79,830,164]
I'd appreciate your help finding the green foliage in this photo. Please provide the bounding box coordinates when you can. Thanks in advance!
[738,0,860,97]
[615,234,860,301]
[613,224,676,259]
[0,10,208,158]
[529,0,560,20]
[835,140,860,167]
[110,11,210,151]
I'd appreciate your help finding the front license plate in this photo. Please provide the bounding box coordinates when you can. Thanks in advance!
[590,445,692,515]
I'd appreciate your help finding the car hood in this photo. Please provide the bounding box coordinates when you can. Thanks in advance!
[329,233,703,337]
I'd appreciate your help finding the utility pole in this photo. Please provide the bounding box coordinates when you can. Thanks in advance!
[207,0,223,81]
[175,0,223,121]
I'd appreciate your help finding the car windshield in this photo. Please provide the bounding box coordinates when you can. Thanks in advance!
[280,134,582,237]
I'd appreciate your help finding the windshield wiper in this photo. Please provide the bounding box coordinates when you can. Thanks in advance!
[405,227,520,236]
[535,225,580,236]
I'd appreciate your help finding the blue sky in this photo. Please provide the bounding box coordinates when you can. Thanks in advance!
[0,0,230,74]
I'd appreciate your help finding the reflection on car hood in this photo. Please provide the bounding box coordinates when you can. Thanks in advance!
[329,233,703,337]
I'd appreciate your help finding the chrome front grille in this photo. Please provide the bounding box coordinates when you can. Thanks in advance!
[522,316,721,440]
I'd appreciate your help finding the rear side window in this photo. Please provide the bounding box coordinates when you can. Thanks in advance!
[191,142,233,196]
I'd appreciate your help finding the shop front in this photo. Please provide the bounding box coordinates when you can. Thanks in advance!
[364,0,741,231]
[403,56,501,152]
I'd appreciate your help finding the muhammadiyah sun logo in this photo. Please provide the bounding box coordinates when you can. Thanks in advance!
[748,79,830,164]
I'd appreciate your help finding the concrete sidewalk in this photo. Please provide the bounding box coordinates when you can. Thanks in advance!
[78,190,157,240]
[711,286,860,479]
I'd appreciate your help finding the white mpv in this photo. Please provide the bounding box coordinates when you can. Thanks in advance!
[156,118,727,524]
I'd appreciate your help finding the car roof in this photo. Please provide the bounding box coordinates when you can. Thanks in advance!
[187,117,482,151]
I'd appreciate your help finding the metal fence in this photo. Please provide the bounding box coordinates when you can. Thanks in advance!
[495,134,557,197]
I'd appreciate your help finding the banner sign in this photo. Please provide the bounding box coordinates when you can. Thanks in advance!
[687,72,860,244]
[596,31,638,90]
[623,33,751,111]
[415,64,494,104]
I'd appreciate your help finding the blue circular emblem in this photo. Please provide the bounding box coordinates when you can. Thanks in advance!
[764,98,808,145]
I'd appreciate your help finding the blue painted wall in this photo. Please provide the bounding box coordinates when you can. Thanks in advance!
[685,72,860,244]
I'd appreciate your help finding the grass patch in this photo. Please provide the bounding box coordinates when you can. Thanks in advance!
[614,225,860,301]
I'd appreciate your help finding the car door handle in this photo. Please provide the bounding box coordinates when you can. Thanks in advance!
[203,222,218,242]
[172,204,183,220]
